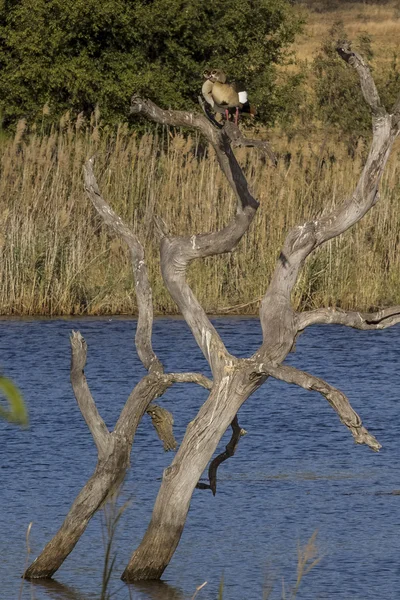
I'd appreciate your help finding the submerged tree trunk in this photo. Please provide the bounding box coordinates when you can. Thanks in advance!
[24,447,129,579]
[24,354,170,579]
[24,41,400,584]
[122,43,400,580]
[122,368,261,580]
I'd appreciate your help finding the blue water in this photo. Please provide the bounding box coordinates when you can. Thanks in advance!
[1,317,400,600]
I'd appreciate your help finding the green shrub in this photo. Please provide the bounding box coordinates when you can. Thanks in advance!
[0,0,304,128]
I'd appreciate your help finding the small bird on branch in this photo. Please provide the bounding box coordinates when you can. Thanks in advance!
[202,69,255,125]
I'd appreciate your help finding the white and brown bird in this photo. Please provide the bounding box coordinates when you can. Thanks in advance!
[202,69,254,125]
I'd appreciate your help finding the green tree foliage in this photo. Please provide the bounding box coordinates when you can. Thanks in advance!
[0,0,303,127]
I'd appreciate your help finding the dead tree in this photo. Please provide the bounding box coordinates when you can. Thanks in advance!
[23,192,212,579]
[25,44,400,583]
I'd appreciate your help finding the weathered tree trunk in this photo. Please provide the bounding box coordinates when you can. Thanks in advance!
[121,43,400,580]
[24,355,170,579]
[24,448,129,579]
[122,367,261,580]
[24,41,400,585]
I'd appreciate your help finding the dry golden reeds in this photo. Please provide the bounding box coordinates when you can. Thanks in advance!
[294,1,400,67]
[1,108,400,316]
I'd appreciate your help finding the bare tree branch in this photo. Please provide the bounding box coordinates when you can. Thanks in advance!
[224,121,277,165]
[131,97,259,211]
[336,43,385,117]
[131,97,260,376]
[257,41,397,363]
[255,361,381,452]
[196,415,247,495]
[70,330,109,458]
[167,372,212,390]
[297,306,400,331]
[84,158,163,375]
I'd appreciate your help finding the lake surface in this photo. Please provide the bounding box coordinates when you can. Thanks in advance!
[1,317,400,600]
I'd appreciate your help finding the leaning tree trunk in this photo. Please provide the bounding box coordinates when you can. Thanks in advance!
[123,368,262,579]
[23,169,212,579]
[121,43,400,581]
[23,89,260,579]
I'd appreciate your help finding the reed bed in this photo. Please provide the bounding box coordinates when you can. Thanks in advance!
[295,1,400,66]
[1,114,400,316]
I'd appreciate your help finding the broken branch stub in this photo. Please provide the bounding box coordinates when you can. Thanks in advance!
[147,404,177,452]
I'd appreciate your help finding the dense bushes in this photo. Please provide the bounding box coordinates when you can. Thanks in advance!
[0,0,303,127]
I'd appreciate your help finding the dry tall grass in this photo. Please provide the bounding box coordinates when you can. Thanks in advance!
[1,113,400,316]
[295,1,400,66]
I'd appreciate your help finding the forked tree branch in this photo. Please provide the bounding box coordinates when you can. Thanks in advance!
[297,306,400,331]
[25,332,215,580]
[24,331,169,580]
[130,97,261,376]
[255,361,381,452]
[257,42,399,361]
[84,158,163,375]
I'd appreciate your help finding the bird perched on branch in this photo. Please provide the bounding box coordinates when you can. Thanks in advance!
[202,69,255,125]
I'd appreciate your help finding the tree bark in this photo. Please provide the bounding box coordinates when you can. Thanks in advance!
[25,42,400,584]
[122,43,400,581]
[122,366,261,581]
[24,336,171,579]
